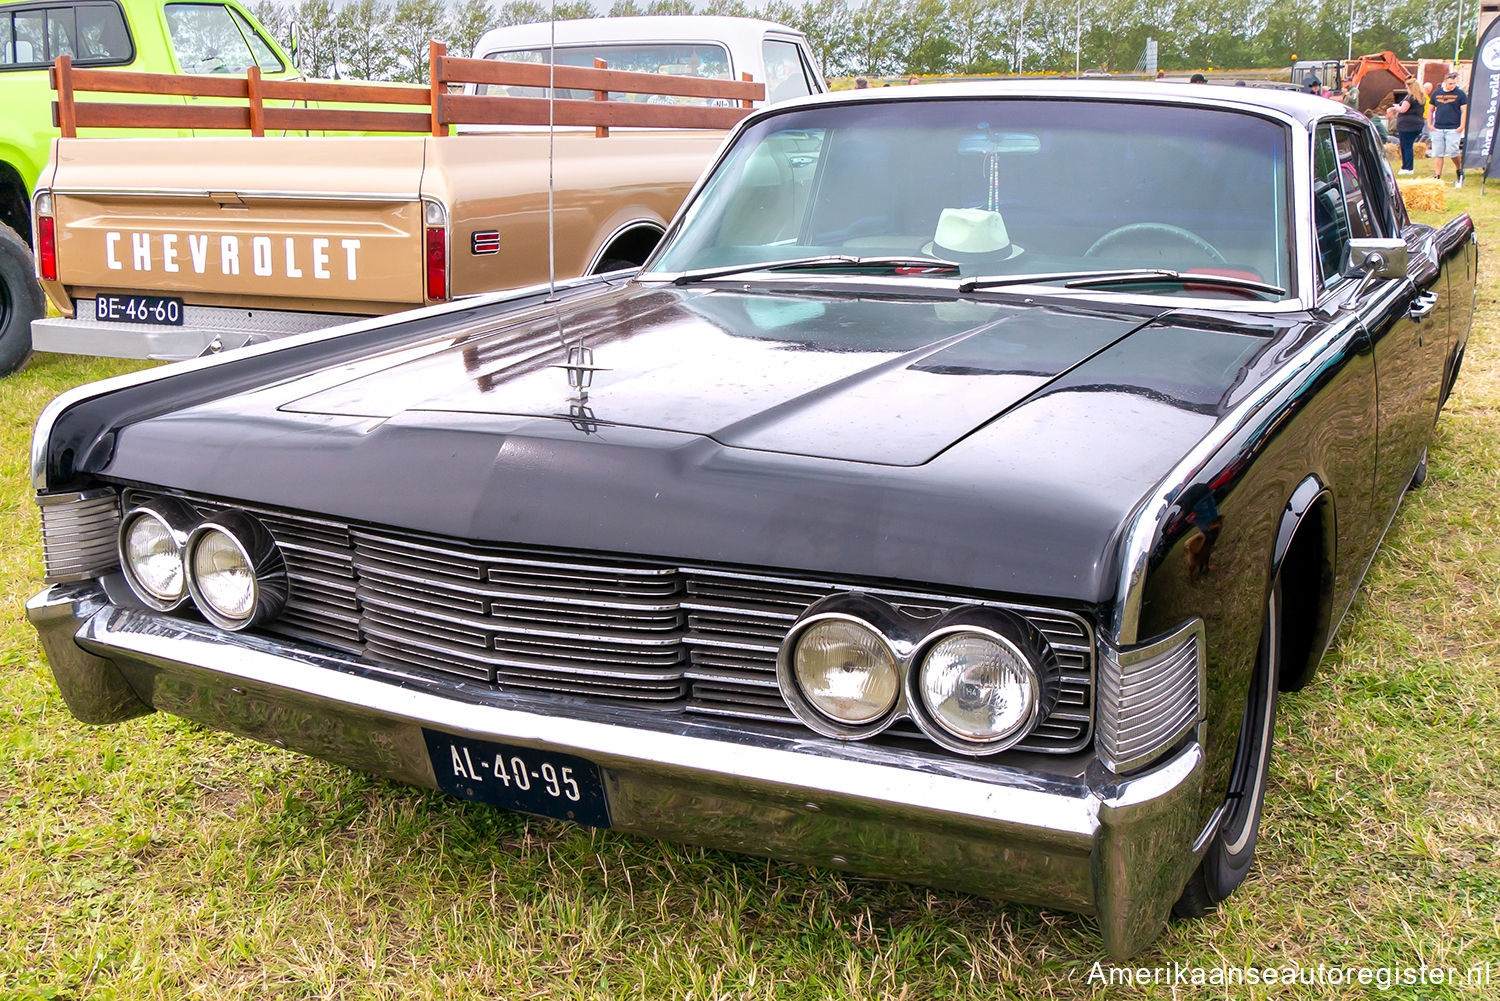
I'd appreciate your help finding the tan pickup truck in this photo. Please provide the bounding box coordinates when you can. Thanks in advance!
[30,16,825,359]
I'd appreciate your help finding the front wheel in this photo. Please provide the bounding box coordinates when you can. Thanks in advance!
[1174,581,1280,917]
[0,223,43,376]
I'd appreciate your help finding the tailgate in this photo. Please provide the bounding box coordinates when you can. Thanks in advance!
[49,136,429,311]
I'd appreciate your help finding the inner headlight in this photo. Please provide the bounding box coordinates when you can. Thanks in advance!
[793,617,901,725]
[185,511,287,630]
[118,498,199,610]
[918,630,1037,742]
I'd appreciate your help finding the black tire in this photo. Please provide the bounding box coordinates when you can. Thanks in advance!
[1173,581,1280,918]
[1410,447,1428,489]
[0,222,42,376]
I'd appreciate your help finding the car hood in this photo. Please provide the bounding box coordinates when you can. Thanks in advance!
[99,284,1285,603]
[280,285,1160,466]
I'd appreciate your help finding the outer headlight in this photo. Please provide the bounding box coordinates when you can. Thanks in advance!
[777,594,910,737]
[793,617,901,724]
[185,511,288,630]
[118,498,199,610]
[911,609,1061,754]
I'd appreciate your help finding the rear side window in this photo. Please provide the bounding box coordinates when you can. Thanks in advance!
[0,2,132,68]
[165,3,282,74]
[763,38,814,103]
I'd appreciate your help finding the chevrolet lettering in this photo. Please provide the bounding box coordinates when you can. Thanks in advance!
[101,232,362,281]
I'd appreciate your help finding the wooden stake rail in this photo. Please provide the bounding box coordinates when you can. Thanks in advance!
[52,41,765,139]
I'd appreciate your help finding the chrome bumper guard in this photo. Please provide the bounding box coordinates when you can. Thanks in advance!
[27,580,1205,958]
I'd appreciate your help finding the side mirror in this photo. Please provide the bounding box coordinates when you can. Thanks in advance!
[1341,237,1408,306]
[288,22,302,72]
[1347,237,1408,279]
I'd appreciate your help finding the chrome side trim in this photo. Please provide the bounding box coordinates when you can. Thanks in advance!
[29,273,620,491]
[47,187,422,202]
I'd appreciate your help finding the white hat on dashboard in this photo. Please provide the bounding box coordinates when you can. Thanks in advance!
[925,207,1023,261]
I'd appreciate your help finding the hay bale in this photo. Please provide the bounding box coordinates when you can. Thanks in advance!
[1398,178,1447,212]
[1385,141,1399,158]
[1414,141,1430,159]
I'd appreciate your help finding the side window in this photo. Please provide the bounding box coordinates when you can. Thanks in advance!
[165,3,259,74]
[228,7,282,72]
[74,3,132,62]
[763,38,813,103]
[4,10,47,66]
[1312,125,1352,282]
[46,7,76,58]
[1332,126,1383,242]
[1,4,132,67]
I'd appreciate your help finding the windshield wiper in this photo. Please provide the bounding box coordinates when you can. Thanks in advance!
[958,268,1285,297]
[1065,271,1286,297]
[671,255,959,285]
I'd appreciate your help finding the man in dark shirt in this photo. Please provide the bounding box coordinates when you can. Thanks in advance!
[1429,71,1468,186]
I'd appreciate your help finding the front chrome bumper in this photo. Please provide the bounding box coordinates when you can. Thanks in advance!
[27,580,1205,957]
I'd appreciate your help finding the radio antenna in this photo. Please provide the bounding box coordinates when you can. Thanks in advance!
[546,0,557,301]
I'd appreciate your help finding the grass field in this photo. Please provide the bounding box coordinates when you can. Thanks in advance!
[3,191,1498,999]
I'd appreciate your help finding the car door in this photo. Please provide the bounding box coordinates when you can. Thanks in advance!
[1321,121,1445,524]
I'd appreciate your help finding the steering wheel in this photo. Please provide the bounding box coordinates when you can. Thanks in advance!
[1085,223,1227,265]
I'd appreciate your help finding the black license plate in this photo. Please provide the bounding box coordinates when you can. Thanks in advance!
[96,294,184,325]
[423,729,611,828]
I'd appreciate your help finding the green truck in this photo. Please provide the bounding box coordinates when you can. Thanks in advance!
[0,0,297,372]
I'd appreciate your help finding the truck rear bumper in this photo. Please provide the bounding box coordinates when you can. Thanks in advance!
[28,580,1207,958]
[32,301,360,360]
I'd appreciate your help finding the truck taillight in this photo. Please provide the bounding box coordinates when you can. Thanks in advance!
[425,227,447,301]
[38,215,58,282]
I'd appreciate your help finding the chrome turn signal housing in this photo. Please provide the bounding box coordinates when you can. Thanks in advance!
[184,511,288,631]
[118,497,200,611]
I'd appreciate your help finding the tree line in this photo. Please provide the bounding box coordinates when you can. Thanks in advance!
[249,0,1478,82]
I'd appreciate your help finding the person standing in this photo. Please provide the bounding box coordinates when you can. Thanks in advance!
[1428,71,1468,186]
[1392,78,1428,175]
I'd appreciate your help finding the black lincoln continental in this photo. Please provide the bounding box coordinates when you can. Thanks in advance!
[26,82,1474,956]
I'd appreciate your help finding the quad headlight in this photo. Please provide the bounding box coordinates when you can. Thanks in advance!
[777,596,1061,754]
[118,498,199,610]
[118,500,288,630]
[185,511,288,630]
[792,617,901,725]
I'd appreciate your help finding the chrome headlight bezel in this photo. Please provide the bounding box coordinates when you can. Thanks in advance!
[776,595,909,739]
[117,497,199,611]
[908,623,1043,753]
[184,510,288,631]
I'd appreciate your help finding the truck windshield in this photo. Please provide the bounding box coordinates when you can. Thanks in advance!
[646,98,1293,299]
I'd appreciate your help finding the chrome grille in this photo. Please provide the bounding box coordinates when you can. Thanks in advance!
[134,491,1094,754]
[38,490,120,583]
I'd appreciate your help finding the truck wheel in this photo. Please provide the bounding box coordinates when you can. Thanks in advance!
[0,223,42,376]
[1173,581,1280,918]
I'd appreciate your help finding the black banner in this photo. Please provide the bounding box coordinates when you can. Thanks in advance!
[1464,18,1500,174]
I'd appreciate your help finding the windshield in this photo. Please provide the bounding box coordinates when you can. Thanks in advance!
[646,98,1293,298]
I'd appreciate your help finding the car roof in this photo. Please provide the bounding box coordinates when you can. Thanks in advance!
[762,79,1367,130]
[472,16,805,60]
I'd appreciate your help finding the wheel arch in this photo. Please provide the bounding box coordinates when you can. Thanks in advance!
[1270,476,1336,692]
[0,161,31,247]
[587,221,666,275]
